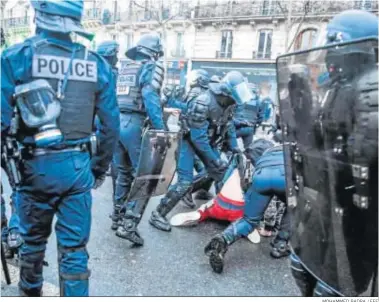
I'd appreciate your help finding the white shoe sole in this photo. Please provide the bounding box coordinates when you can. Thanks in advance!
[247,229,261,244]
[170,211,201,227]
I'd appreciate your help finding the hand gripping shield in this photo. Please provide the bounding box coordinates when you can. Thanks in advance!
[276,37,378,296]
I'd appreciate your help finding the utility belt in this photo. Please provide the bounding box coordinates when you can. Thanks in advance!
[22,143,90,158]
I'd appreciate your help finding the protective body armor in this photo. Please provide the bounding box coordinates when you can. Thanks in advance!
[277,38,378,296]
[234,98,261,125]
[116,59,164,113]
[192,91,235,147]
[29,37,98,141]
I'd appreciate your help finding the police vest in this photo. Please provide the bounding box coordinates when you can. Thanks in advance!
[31,39,97,141]
[116,61,143,113]
[207,93,235,145]
[240,99,260,123]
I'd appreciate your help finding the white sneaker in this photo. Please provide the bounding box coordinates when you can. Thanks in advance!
[170,211,201,227]
[247,229,261,244]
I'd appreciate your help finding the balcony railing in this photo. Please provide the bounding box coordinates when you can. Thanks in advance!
[193,0,378,19]
[171,49,186,58]
[216,51,232,59]
[83,8,102,21]
[2,17,30,28]
[253,51,271,60]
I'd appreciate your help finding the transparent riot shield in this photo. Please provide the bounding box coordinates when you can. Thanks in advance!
[128,129,180,201]
[276,37,378,296]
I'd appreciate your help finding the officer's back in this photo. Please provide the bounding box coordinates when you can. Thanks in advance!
[1,0,119,297]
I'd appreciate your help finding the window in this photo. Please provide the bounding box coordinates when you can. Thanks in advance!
[294,29,318,51]
[175,32,184,56]
[262,0,276,15]
[220,30,233,58]
[126,34,133,50]
[257,29,272,59]
[354,0,373,10]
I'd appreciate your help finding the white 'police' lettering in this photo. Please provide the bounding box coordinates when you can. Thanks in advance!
[32,55,98,82]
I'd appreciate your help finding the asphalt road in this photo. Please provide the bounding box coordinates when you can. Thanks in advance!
[1,170,299,297]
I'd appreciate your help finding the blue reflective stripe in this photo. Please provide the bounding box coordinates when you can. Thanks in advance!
[216,196,244,211]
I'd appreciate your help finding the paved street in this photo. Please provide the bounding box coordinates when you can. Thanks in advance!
[1,171,299,296]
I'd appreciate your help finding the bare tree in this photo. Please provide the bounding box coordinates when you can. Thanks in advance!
[131,0,193,83]
[277,0,351,52]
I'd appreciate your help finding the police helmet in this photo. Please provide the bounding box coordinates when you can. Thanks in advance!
[187,69,210,88]
[97,41,119,66]
[31,0,84,21]
[210,75,222,83]
[215,71,254,105]
[325,10,378,45]
[125,32,163,61]
[313,10,378,78]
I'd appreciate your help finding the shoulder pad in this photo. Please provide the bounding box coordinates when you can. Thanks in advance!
[191,91,212,106]
[187,92,211,127]
[140,60,164,91]
[2,36,37,58]
[187,87,203,101]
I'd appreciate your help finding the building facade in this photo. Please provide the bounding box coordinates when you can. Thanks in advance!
[2,0,377,91]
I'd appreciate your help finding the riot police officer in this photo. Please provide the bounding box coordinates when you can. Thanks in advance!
[149,71,251,232]
[96,40,123,229]
[166,69,215,207]
[204,143,288,273]
[276,10,378,297]
[114,33,166,244]
[1,0,119,296]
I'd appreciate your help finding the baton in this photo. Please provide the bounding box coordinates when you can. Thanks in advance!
[1,242,11,285]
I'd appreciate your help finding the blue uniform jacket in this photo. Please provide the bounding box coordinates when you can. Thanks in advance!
[1,30,120,177]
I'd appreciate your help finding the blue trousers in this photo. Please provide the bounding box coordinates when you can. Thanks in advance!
[18,151,93,296]
[222,149,286,242]
[236,126,254,149]
[114,113,145,206]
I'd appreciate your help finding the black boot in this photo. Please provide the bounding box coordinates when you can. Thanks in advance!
[181,193,196,208]
[149,203,172,232]
[194,189,214,200]
[270,239,290,258]
[19,287,42,297]
[204,219,245,274]
[204,235,228,274]
[115,210,144,246]
[149,191,182,232]
[270,231,290,258]
[110,205,123,231]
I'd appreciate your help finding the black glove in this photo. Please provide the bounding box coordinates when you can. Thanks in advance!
[208,158,228,182]
[93,173,106,189]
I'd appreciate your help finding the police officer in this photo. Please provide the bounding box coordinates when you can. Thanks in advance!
[166,69,215,207]
[204,142,288,273]
[233,83,262,150]
[1,0,119,296]
[149,71,251,232]
[277,10,378,297]
[114,33,165,243]
[96,40,123,230]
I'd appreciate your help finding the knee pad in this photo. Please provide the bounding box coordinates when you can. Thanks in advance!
[58,245,90,296]
[290,254,317,296]
[313,281,339,297]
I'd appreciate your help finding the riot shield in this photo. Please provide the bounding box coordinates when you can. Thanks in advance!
[128,129,180,201]
[276,37,378,296]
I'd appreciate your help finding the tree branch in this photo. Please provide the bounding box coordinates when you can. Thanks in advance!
[286,0,311,51]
